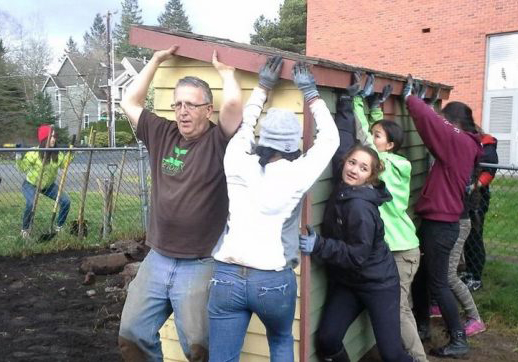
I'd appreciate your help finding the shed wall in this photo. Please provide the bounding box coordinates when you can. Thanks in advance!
[153,57,429,362]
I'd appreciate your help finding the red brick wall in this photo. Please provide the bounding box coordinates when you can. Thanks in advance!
[307,0,518,123]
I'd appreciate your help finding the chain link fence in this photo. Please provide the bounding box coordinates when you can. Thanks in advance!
[0,145,149,253]
[460,163,518,289]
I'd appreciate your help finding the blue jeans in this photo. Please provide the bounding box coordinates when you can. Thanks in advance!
[22,180,70,229]
[208,261,296,362]
[119,249,214,362]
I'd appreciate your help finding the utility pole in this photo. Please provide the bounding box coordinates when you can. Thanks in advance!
[105,11,115,148]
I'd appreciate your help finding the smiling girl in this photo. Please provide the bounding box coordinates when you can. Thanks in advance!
[300,89,414,361]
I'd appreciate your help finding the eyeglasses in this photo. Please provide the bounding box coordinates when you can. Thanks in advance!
[171,101,210,111]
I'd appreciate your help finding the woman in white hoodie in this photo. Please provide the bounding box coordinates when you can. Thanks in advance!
[208,56,339,362]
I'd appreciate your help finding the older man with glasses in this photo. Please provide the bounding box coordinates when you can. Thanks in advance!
[118,45,242,362]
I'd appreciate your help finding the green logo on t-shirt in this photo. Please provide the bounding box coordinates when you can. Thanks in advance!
[162,146,189,175]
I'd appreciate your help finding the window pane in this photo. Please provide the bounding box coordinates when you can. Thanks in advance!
[487,33,518,90]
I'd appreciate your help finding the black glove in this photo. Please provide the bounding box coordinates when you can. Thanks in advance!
[292,61,319,102]
[359,73,375,98]
[368,84,393,109]
[402,74,414,100]
[258,55,283,90]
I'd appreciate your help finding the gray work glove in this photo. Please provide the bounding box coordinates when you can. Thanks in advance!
[368,84,393,109]
[426,87,441,108]
[359,73,375,98]
[299,225,318,254]
[258,55,283,90]
[292,61,319,102]
[415,81,427,99]
[402,74,414,100]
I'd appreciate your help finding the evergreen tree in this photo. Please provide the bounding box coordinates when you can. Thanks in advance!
[25,92,69,143]
[0,38,27,144]
[113,0,145,59]
[25,91,56,128]
[64,36,80,55]
[83,13,107,62]
[157,0,192,32]
[250,0,307,54]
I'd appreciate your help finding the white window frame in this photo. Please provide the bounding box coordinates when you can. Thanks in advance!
[83,114,90,129]
[483,32,518,165]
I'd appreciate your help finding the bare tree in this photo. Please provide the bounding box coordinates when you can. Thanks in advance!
[61,57,105,137]
[0,11,52,100]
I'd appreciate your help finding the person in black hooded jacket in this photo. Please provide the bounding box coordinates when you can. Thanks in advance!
[299,90,413,362]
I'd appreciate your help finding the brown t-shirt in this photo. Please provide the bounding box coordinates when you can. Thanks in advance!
[137,109,230,258]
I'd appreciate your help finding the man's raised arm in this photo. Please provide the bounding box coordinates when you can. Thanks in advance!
[121,45,178,128]
[211,51,243,138]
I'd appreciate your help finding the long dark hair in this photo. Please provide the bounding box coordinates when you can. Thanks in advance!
[255,145,301,167]
[442,101,478,134]
[38,137,59,163]
[342,145,385,185]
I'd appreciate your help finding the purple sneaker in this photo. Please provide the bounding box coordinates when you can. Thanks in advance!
[430,304,442,318]
[465,318,486,337]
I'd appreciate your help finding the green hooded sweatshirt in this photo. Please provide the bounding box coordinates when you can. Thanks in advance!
[16,149,69,190]
[353,96,419,251]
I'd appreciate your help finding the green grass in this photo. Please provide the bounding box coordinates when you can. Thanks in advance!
[475,259,518,331]
[483,176,518,258]
[0,191,144,257]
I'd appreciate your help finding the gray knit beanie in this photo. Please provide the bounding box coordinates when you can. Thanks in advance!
[258,108,302,153]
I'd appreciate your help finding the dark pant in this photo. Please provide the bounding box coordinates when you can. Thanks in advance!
[22,180,70,230]
[412,219,463,332]
[464,190,490,280]
[317,281,412,362]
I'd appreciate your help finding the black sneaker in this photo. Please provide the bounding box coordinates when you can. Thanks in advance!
[460,272,473,284]
[466,279,482,292]
[465,278,483,292]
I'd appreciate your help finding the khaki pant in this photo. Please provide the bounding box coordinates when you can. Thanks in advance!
[393,247,428,362]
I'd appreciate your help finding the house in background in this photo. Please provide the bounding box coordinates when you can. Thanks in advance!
[128,25,452,362]
[306,0,518,164]
[42,54,145,139]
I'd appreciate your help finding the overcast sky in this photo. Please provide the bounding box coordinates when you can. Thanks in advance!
[0,0,283,70]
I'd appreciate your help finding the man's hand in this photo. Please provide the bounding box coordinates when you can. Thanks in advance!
[292,61,319,102]
[299,225,318,254]
[15,152,23,161]
[153,45,178,64]
[212,50,235,77]
[258,55,283,91]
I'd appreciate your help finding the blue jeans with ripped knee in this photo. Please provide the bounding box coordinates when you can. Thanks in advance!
[119,249,214,361]
[208,261,296,362]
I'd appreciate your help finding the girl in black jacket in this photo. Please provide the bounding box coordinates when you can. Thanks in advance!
[300,141,413,361]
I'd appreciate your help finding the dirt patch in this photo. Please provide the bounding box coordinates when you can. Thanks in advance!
[0,248,125,362]
[1,248,517,361]
[361,317,518,361]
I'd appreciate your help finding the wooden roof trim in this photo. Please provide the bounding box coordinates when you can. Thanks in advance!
[129,25,452,99]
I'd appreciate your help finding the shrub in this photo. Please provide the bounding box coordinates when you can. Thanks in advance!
[93,131,134,147]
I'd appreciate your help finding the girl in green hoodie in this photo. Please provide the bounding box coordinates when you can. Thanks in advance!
[16,125,71,238]
[350,73,427,362]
